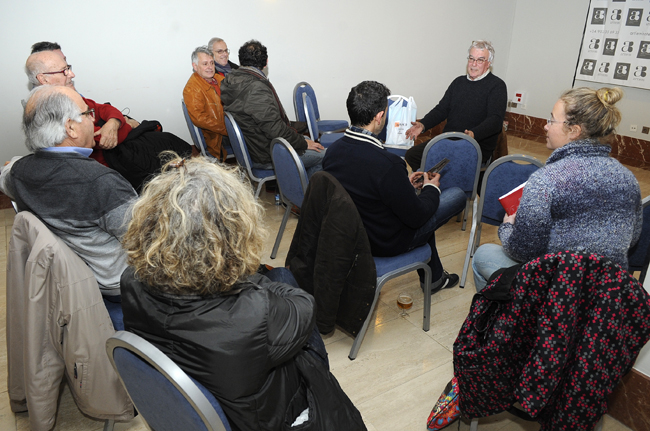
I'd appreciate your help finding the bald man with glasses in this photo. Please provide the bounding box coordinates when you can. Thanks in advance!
[404,40,507,169]
[23,41,192,192]
[26,43,136,151]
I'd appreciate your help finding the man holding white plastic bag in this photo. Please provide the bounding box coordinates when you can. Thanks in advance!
[404,40,507,169]
[323,81,466,292]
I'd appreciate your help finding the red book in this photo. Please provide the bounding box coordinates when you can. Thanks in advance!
[499,182,527,216]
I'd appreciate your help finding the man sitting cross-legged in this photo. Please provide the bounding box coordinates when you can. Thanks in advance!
[323,81,467,291]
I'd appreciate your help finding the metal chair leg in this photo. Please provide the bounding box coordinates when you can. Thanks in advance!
[422,266,434,332]
[349,280,384,360]
[461,199,470,231]
[270,204,291,259]
[470,418,478,431]
[103,419,115,431]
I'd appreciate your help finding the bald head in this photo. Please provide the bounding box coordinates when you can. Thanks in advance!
[25,50,75,88]
[23,85,93,152]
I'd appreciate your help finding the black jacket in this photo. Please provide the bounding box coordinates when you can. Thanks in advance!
[103,120,192,193]
[121,268,314,431]
[286,171,377,335]
[221,67,307,165]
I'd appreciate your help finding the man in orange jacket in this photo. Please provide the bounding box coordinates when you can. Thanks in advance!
[183,46,228,160]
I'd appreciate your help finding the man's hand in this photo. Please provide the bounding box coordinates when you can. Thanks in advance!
[306,139,324,152]
[464,129,475,139]
[125,117,140,129]
[503,212,516,224]
[423,172,441,188]
[405,121,425,140]
[409,171,424,190]
[94,118,121,149]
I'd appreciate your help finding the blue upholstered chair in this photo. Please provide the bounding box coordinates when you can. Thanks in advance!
[628,195,650,283]
[102,299,124,331]
[293,81,348,134]
[460,154,544,288]
[224,111,276,199]
[420,132,482,231]
[303,93,344,147]
[349,244,436,360]
[270,137,309,259]
[182,99,214,158]
[181,99,233,160]
[106,331,231,431]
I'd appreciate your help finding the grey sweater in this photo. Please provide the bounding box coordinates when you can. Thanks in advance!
[499,139,643,268]
[9,150,136,295]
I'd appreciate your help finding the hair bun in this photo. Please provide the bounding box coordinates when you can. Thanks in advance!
[596,87,623,106]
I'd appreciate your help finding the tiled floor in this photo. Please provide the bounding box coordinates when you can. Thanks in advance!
[0,134,645,430]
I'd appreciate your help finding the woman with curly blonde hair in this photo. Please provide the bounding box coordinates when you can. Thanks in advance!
[472,87,643,291]
[119,153,350,430]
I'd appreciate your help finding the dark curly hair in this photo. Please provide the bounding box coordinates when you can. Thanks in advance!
[346,81,391,127]
[238,40,268,69]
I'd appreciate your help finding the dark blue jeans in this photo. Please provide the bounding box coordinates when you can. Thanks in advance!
[408,187,467,282]
[266,268,329,369]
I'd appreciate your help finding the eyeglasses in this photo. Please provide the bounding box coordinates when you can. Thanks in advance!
[214,49,230,55]
[467,56,487,65]
[547,118,568,126]
[79,108,95,120]
[41,64,73,76]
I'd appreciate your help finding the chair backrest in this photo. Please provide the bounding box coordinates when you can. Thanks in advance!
[303,93,320,141]
[293,81,318,123]
[181,99,210,158]
[271,138,309,208]
[106,331,231,431]
[420,132,482,199]
[224,112,255,171]
[628,195,650,276]
[477,154,544,226]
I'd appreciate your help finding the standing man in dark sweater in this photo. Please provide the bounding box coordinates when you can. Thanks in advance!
[404,40,507,169]
[323,81,466,291]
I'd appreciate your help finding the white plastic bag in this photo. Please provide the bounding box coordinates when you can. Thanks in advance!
[385,95,417,148]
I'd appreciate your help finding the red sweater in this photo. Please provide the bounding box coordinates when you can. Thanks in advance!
[83,97,132,166]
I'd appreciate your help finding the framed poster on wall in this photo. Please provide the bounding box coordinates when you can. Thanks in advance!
[575,0,650,89]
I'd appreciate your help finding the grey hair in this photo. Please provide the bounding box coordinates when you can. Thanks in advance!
[469,40,495,63]
[191,46,214,66]
[25,57,45,86]
[22,86,82,152]
[207,37,224,51]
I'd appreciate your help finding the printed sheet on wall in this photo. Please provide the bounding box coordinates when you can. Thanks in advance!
[576,0,650,89]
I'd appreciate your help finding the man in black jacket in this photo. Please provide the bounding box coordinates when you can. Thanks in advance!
[323,81,467,290]
[221,40,325,178]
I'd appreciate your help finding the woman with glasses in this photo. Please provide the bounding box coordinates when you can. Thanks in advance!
[472,87,642,291]
[120,154,363,430]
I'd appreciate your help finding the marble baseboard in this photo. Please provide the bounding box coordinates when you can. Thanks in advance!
[505,112,650,171]
[607,369,650,431]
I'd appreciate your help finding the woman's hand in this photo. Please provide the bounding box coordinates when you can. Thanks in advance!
[503,212,516,224]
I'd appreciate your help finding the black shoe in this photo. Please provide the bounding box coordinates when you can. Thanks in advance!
[427,271,459,294]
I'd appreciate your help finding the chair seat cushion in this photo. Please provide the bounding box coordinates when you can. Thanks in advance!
[250,168,275,178]
[319,132,345,148]
[317,120,348,133]
[373,244,431,278]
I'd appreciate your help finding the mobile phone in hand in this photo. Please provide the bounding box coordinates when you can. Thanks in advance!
[414,158,450,184]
